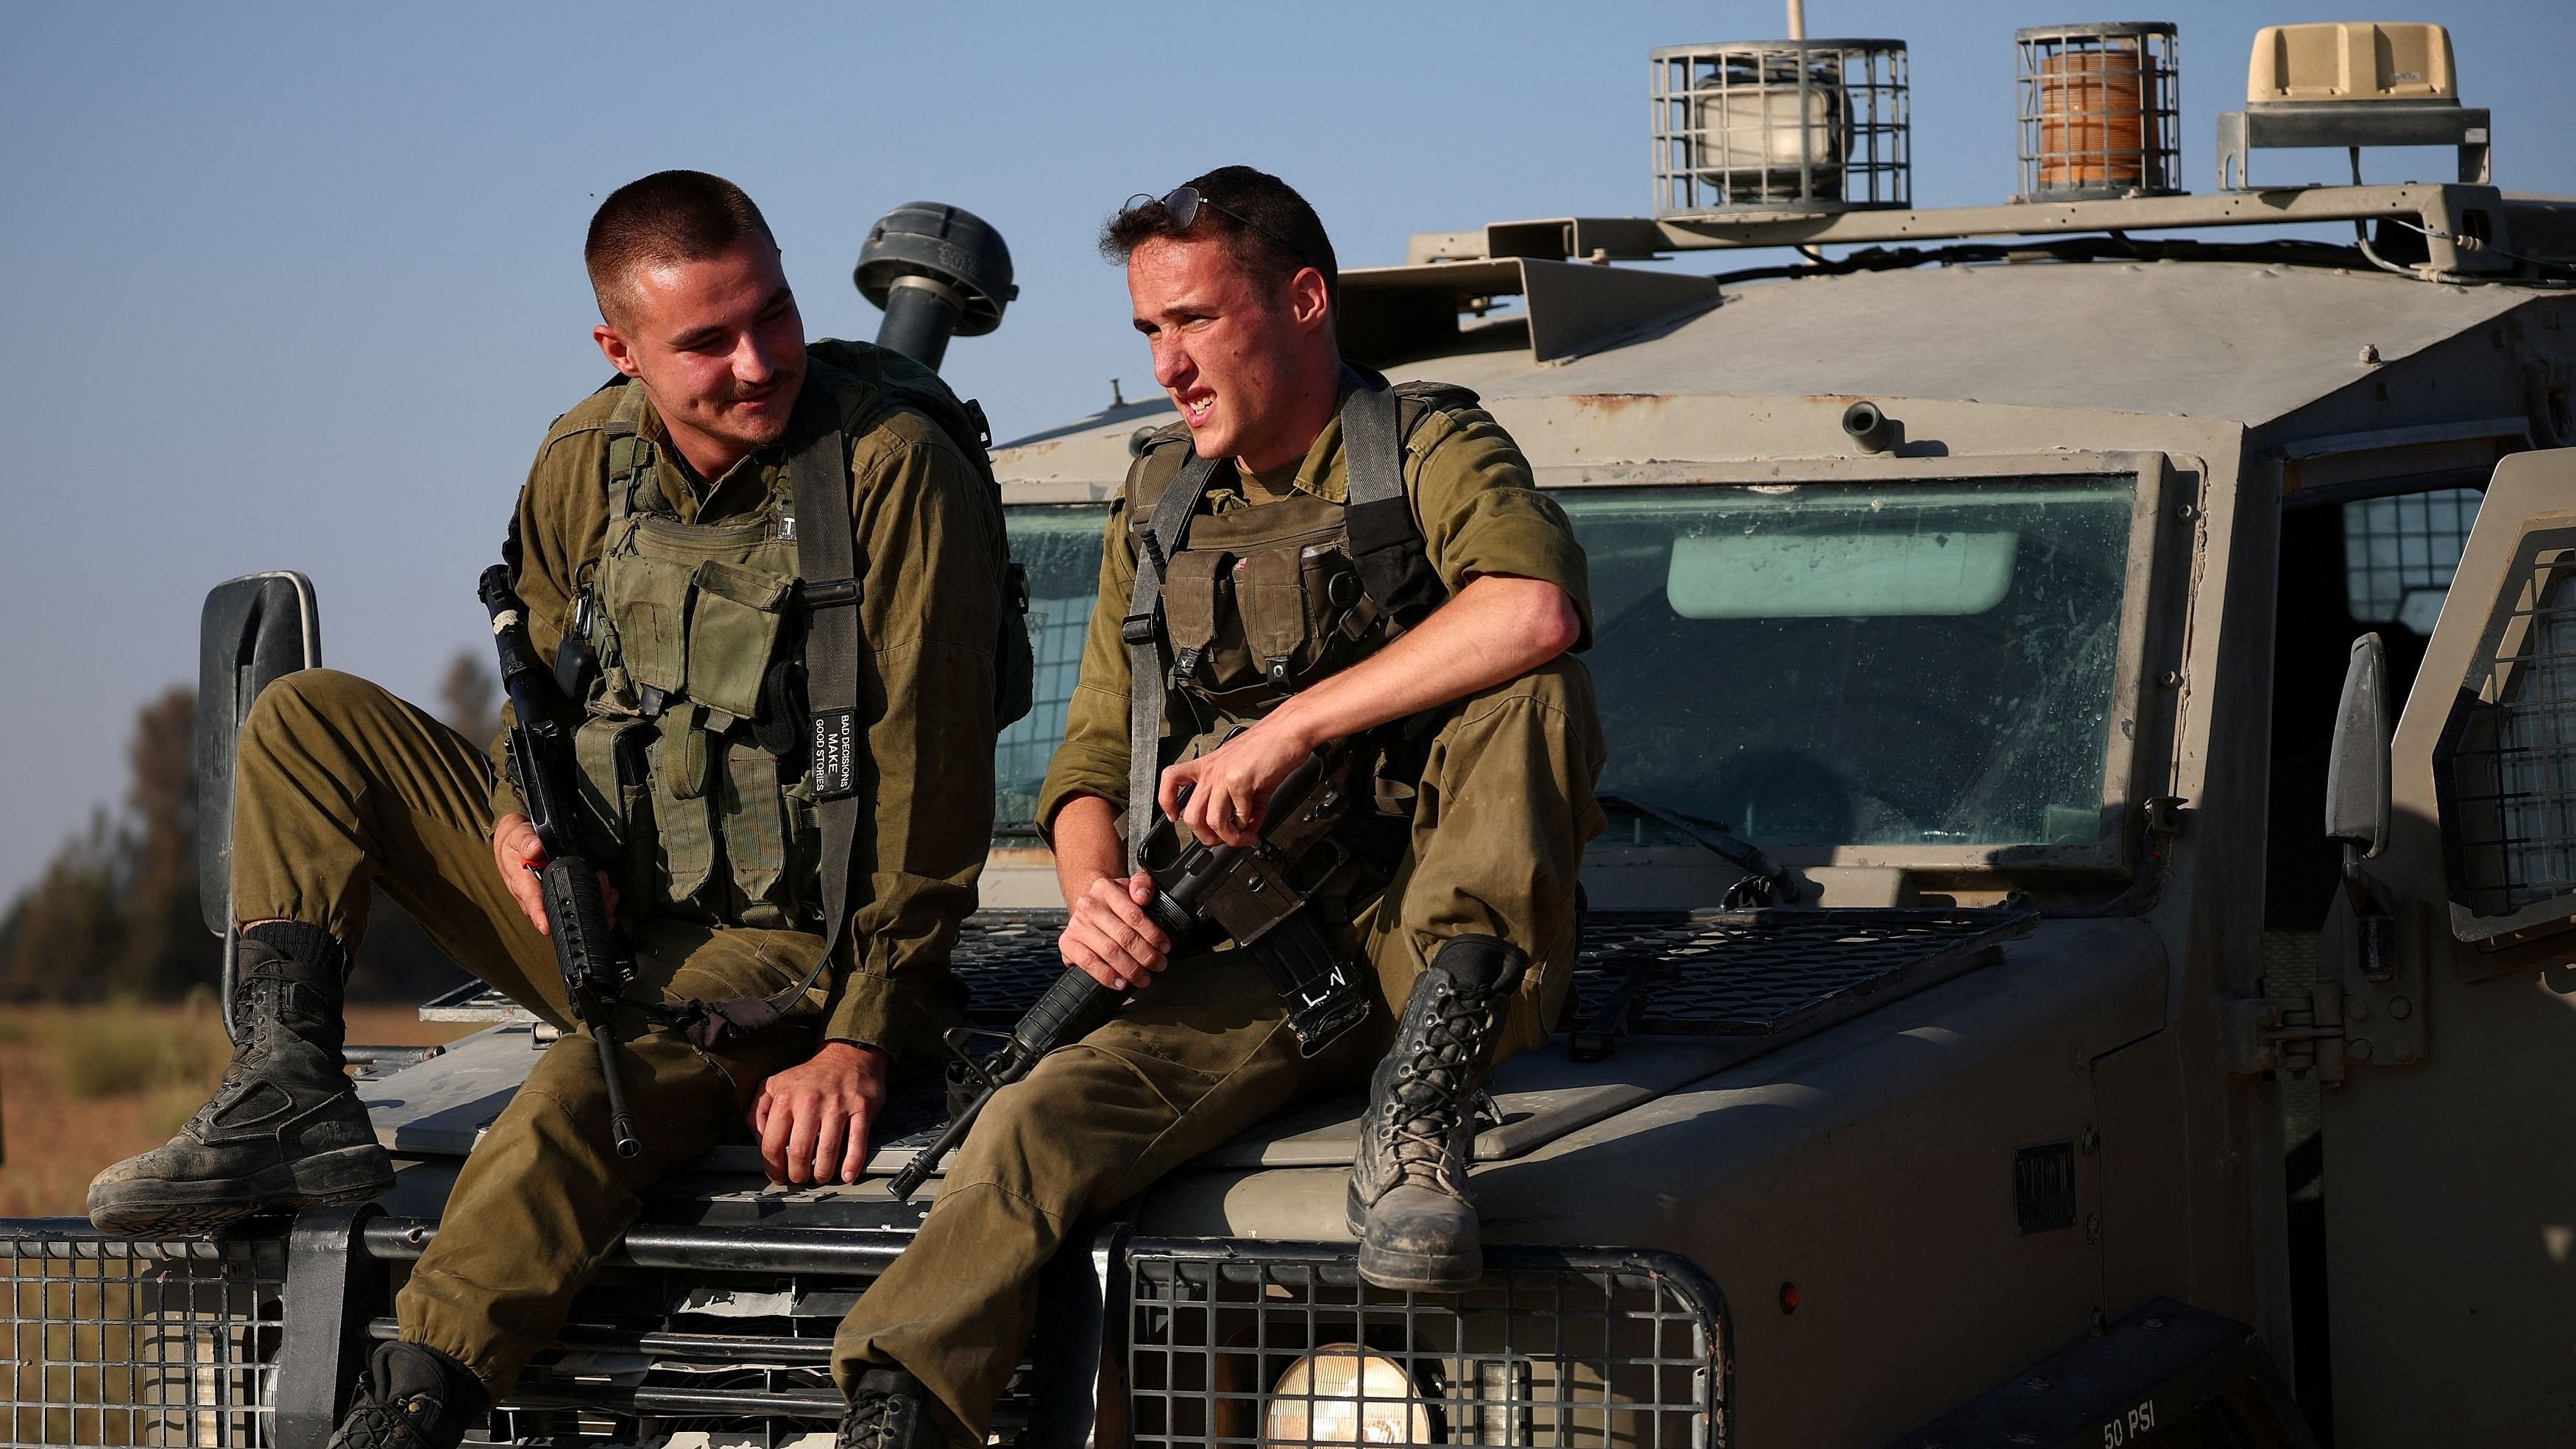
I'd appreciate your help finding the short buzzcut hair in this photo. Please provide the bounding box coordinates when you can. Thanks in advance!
[584,170,777,323]
[1099,165,1340,314]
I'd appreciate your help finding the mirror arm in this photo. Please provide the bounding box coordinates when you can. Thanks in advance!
[2339,843,2402,982]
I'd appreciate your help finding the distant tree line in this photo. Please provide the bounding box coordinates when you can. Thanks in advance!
[0,652,503,1003]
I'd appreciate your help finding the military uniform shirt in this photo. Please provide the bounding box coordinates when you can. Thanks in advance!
[496,367,1004,1048]
[1035,401,1590,840]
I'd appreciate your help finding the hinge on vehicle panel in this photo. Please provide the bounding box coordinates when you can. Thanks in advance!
[2220,982,2349,1084]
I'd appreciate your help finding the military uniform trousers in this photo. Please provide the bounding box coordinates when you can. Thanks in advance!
[229,667,829,1397]
[834,657,1606,1445]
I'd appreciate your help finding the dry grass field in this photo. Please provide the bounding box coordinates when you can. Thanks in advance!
[0,998,475,1218]
[0,1001,481,1444]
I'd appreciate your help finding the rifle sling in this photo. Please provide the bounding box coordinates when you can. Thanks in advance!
[760,385,863,1019]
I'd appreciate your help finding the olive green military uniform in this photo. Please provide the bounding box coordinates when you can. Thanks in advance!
[226,354,1004,1396]
[832,390,1606,1444]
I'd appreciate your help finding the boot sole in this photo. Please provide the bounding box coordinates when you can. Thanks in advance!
[1356,1237,1484,1295]
[87,1145,394,1237]
[1345,1180,1484,1294]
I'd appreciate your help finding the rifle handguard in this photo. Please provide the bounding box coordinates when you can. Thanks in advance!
[539,859,616,1025]
[484,561,643,1160]
[886,968,1119,1202]
[1013,966,1123,1057]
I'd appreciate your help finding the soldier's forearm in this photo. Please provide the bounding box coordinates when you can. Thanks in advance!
[1050,793,1130,904]
[1262,573,1580,751]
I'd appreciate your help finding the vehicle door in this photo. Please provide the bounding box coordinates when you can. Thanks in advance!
[2317,447,2576,1446]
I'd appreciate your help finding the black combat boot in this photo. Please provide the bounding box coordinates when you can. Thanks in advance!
[87,921,393,1235]
[1346,935,1528,1293]
[838,1364,942,1449]
[324,1341,490,1449]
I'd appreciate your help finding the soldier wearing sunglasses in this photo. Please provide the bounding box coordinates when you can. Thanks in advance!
[830,166,1604,1447]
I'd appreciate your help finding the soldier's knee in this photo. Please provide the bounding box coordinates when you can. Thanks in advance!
[1483,656,1590,713]
[945,1045,1168,1198]
[242,667,389,745]
[968,1071,1050,1152]
[1447,658,1599,759]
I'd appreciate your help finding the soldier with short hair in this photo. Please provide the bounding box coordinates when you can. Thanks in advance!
[829,165,1605,1448]
[85,170,1013,1448]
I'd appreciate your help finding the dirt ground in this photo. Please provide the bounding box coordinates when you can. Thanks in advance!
[0,1002,476,1218]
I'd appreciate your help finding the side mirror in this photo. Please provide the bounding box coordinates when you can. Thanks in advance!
[2324,633,2404,981]
[2324,631,2392,860]
[197,573,320,934]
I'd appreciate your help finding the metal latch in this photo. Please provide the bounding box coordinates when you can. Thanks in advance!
[2221,981,2349,1084]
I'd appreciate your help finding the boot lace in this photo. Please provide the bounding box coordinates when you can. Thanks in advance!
[1378,977,1505,1191]
[180,1021,275,1139]
[328,1392,453,1449]
[837,1389,926,1449]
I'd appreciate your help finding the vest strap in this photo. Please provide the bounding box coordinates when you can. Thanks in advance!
[1119,375,1452,868]
[601,386,657,522]
[1125,450,1222,871]
[1341,379,1444,627]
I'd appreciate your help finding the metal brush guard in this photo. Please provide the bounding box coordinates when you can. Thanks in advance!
[0,1225,284,1448]
[1122,1239,1728,1448]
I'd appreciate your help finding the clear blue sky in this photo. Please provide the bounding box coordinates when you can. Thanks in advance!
[4,0,2571,905]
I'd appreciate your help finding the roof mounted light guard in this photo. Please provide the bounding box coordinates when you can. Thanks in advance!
[1342,184,2569,369]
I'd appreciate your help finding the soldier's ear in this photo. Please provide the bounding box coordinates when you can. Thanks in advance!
[1287,266,1331,332]
[593,323,645,380]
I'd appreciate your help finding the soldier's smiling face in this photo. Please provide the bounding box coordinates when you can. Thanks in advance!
[1127,233,1334,473]
[592,239,808,479]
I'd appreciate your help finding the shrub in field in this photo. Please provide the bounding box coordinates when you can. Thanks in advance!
[55,999,228,1102]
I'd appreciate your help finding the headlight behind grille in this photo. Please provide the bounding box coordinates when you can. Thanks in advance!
[1122,1239,1728,1448]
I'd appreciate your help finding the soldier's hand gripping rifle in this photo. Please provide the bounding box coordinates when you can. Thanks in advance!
[886,746,1375,1202]
[479,564,644,1159]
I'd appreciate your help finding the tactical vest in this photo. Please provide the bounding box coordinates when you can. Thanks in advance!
[1119,372,1478,866]
[565,341,1033,960]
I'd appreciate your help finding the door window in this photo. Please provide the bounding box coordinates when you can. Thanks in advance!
[2343,488,2483,635]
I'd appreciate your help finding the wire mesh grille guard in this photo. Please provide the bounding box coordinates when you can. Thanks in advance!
[2440,533,2576,932]
[0,1224,284,1448]
[1124,1241,1726,1448]
[1568,907,2035,1043]
[952,907,2033,1041]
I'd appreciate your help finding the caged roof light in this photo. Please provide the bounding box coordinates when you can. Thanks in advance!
[1652,38,1910,216]
[2016,22,2182,202]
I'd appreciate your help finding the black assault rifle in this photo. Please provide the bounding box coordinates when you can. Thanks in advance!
[479,564,643,1158]
[886,746,1374,1202]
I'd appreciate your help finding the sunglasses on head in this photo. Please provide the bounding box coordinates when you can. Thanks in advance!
[1122,185,1309,268]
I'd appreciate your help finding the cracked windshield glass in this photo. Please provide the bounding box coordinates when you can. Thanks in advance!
[994,475,2137,849]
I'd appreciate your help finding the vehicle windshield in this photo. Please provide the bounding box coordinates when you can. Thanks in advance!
[1568,479,2137,849]
[994,475,2140,849]
[995,504,1111,832]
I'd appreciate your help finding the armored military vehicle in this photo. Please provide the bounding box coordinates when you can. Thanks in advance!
[8,16,2574,1448]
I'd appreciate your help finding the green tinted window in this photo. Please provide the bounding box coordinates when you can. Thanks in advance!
[996,504,1112,832]
[994,480,2139,851]
[1567,479,2137,848]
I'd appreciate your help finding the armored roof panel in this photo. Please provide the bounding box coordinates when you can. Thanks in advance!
[1419,260,2530,423]
[994,260,2539,488]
